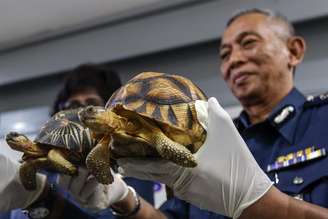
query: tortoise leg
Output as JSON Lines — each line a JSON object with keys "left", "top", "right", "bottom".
{"left": 131, "top": 114, "right": 197, "bottom": 167}
{"left": 152, "top": 131, "right": 197, "bottom": 167}
{"left": 86, "top": 135, "right": 113, "bottom": 184}
{"left": 47, "top": 149, "right": 77, "bottom": 175}
{"left": 19, "top": 157, "right": 49, "bottom": 190}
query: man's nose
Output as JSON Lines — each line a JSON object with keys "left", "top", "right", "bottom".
{"left": 230, "top": 48, "right": 246, "bottom": 64}
{"left": 227, "top": 49, "right": 246, "bottom": 72}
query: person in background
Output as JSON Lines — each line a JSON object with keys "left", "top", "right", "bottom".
{"left": 0, "top": 63, "right": 155, "bottom": 219}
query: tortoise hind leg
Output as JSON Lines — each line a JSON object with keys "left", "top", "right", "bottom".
{"left": 86, "top": 135, "right": 113, "bottom": 184}
{"left": 47, "top": 149, "right": 77, "bottom": 175}
{"left": 152, "top": 131, "right": 197, "bottom": 167}
{"left": 19, "top": 158, "right": 49, "bottom": 190}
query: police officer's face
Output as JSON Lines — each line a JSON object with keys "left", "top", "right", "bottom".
{"left": 220, "top": 13, "right": 293, "bottom": 104}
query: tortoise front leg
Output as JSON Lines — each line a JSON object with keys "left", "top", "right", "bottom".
{"left": 86, "top": 135, "right": 113, "bottom": 184}
{"left": 152, "top": 131, "right": 197, "bottom": 167}
{"left": 19, "top": 157, "right": 49, "bottom": 190}
{"left": 134, "top": 114, "right": 197, "bottom": 167}
{"left": 47, "top": 149, "right": 77, "bottom": 175}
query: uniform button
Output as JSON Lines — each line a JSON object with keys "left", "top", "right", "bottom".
{"left": 293, "top": 176, "right": 304, "bottom": 185}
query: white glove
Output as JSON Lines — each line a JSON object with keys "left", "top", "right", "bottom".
{"left": 58, "top": 167, "right": 129, "bottom": 212}
{"left": 118, "top": 97, "right": 273, "bottom": 218}
{"left": 0, "top": 154, "right": 47, "bottom": 211}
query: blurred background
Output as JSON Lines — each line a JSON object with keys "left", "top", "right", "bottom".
{"left": 0, "top": 0, "right": 328, "bottom": 206}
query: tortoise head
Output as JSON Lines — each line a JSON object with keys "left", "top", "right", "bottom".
{"left": 79, "top": 106, "right": 110, "bottom": 134}
{"left": 6, "top": 132, "right": 34, "bottom": 152}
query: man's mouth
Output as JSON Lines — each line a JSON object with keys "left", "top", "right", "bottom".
{"left": 232, "top": 71, "right": 252, "bottom": 86}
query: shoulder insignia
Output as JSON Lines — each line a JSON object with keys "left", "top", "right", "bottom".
{"left": 304, "top": 92, "right": 328, "bottom": 108}
{"left": 266, "top": 146, "right": 326, "bottom": 172}
{"left": 272, "top": 105, "right": 295, "bottom": 126}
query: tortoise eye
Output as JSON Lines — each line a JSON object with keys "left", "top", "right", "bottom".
{"left": 58, "top": 113, "right": 65, "bottom": 118}
{"left": 86, "top": 106, "right": 95, "bottom": 113}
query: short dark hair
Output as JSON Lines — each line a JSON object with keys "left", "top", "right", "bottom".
{"left": 226, "top": 8, "right": 295, "bottom": 40}
{"left": 52, "top": 63, "right": 121, "bottom": 115}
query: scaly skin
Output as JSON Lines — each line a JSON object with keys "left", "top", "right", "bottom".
{"left": 47, "top": 149, "right": 77, "bottom": 175}
{"left": 6, "top": 132, "right": 47, "bottom": 158}
{"left": 86, "top": 135, "right": 113, "bottom": 184}
{"left": 133, "top": 114, "right": 197, "bottom": 167}
{"left": 20, "top": 157, "right": 49, "bottom": 190}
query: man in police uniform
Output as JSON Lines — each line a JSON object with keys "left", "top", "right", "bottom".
{"left": 108, "top": 9, "right": 328, "bottom": 218}
{"left": 220, "top": 8, "right": 327, "bottom": 207}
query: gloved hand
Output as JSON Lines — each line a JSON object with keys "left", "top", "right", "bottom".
{"left": 0, "top": 154, "right": 47, "bottom": 211}
{"left": 58, "top": 167, "right": 129, "bottom": 212}
{"left": 118, "top": 97, "right": 273, "bottom": 218}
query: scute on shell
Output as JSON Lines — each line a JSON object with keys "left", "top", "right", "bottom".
{"left": 35, "top": 108, "right": 95, "bottom": 153}
{"left": 106, "top": 72, "right": 208, "bottom": 157}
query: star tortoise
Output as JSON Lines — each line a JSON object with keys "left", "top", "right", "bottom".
{"left": 79, "top": 72, "right": 208, "bottom": 184}
{"left": 5, "top": 108, "right": 97, "bottom": 190}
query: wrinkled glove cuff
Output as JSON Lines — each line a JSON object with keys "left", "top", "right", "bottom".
{"left": 111, "top": 186, "right": 141, "bottom": 217}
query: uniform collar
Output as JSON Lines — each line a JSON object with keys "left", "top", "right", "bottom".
{"left": 236, "top": 88, "right": 306, "bottom": 144}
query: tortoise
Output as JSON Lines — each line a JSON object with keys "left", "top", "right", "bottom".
{"left": 5, "top": 108, "right": 99, "bottom": 190}
{"left": 79, "top": 71, "right": 208, "bottom": 183}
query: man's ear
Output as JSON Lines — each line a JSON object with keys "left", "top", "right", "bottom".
{"left": 287, "top": 36, "right": 306, "bottom": 69}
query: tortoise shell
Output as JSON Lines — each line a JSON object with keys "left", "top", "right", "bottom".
{"left": 35, "top": 108, "right": 95, "bottom": 153}
{"left": 106, "top": 72, "right": 208, "bottom": 152}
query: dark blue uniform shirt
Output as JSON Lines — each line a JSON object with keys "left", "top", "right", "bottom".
{"left": 160, "top": 87, "right": 328, "bottom": 218}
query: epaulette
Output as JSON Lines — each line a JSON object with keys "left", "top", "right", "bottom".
{"left": 303, "top": 92, "right": 328, "bottom": 108}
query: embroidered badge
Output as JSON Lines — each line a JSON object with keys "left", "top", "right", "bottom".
{"left": 273, "top": 105, "right": 295, "bottom": 125}
{"left": 267, "top": 146, "right": 326, "bottom": 172}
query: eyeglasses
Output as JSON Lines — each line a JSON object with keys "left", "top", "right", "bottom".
{"left": 59, "top": 98, "right": 104, "bottom": 111}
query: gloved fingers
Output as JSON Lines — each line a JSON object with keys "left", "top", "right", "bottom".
{"left": 118, "top": 158, "right": 175, "bottom": 175}
{"left": 117, "top": 159, "right": 155, "bottom": 180}
{"left": 196, "top": 97, "right": 235, "bottom": 133}
{"left": 207, "top": 97, "right": 233, "bottom": 123}
{"left": 111, "top": 176, "right": 130, "bottom": 202}
{"left": 0, "top": 154, "right": 19, "bottom": 191}
{"left": 57, "top": 174, "right": 71, "bottom": 190}
{"left": 68, "top": 167, "right": 90, "bottom": 196}
{"left": 117, "top": 158, "right": 180, "bottom": 186}
{"left": 195, "top": 100, "right": 208, "bottom": 130}
{"left": 85, "top": 184, "right": 112, "bottom": 212}
{"left": 78, "top": 177, "right": 99, "bottom": 201}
